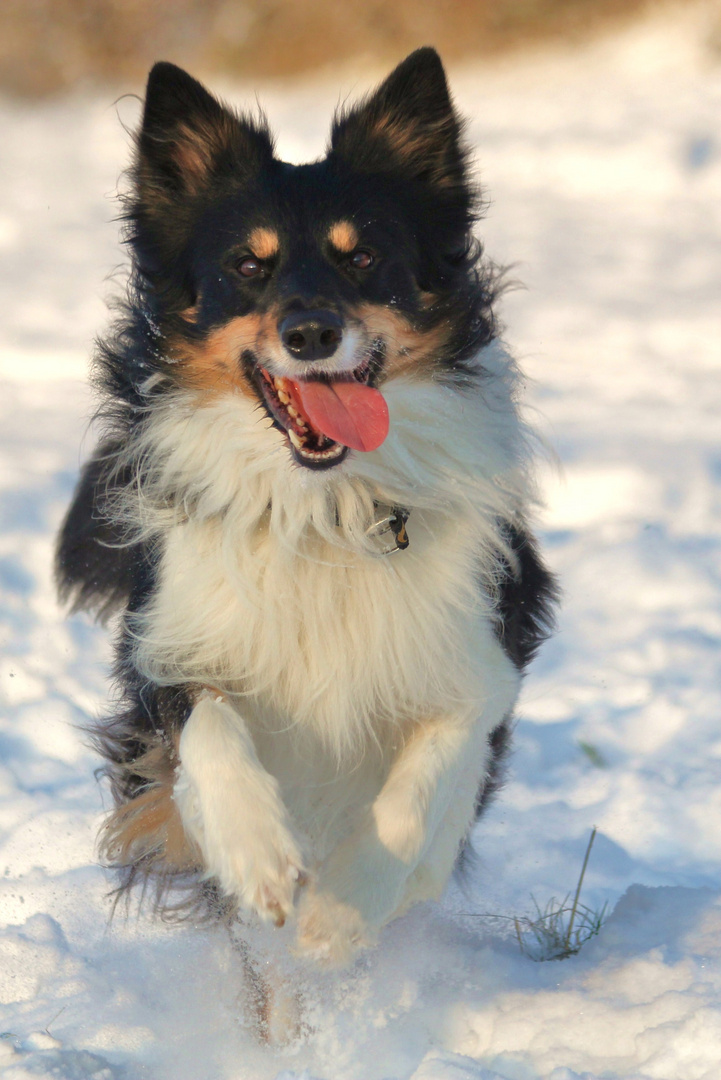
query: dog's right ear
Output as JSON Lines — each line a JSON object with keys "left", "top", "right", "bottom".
{"left": 136, "top": 62, "right": 273, "bottom": 201}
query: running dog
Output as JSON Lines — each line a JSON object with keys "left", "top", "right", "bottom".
{"left": 56, "top": 48, "right": 557, "bottom": 967}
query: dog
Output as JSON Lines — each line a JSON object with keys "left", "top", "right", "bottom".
{"left": 56, "top": 48, "right": 557, "bottom": 970}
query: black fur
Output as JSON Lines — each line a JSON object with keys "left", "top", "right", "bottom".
{"left": 56, "top": 439, "right": 145, "bottom": 621}
{"left": 495, "top": 523, "right": 559, "bottom": 672}
{"left": 469, "top": 526, "right": 559, "bottom": 826}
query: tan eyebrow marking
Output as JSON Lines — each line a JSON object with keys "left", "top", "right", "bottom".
{"left": 247, "top": 226, "right": 280, "bottom": 259}
{"left": 328, "top": 221, "right": 360, "bottom": 253}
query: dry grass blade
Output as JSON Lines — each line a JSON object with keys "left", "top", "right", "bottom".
{"left": 514, "top": 827, "right": 607, "bottom": 961}
{"left": 459, "top": 827, "right": 608, "bottom": 961}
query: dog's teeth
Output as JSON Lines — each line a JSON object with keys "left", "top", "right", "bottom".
{"left": 278, "top": 390, "right": 290, "bottom": 405}
{"left": 287, "top": 404, "right": 298, "bottom": 418}
{"left": 295, "top": 442, "right": 345, "bottom": 461}
{"left": 288, "top": 429, "right": 305, "bottom": 450}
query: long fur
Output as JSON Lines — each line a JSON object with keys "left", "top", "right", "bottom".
{"left": 56, "top": 49, "right": 558, "bottom": 961}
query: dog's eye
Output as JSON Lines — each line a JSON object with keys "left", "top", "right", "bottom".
{"left": 236, "top": 257, "right": 262, "bottom": 278}
{"left": 350, "top": 249, "right": 374, "bottom": 270}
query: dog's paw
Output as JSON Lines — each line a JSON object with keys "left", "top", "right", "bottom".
{"left": 215, "top": 824, "right": 308, "bottom": 927}
{"left": 295, "top": 887, "right": 373, "bottom": 966}
{"left": 174, "top": 766, "right": 307, "bottom": 926}
{"left": 252, "top": 851, "right": 308, "bottom": 928}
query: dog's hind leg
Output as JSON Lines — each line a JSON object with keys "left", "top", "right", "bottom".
{"left": 174, "top": 690, "right": 307, "bottom": 926}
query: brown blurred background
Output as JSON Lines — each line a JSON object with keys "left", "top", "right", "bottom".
{"left": 0, "top": 0, "right": 708, "bottom": 98}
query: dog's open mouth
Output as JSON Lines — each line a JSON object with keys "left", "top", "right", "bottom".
{"left": 255, "top": 358, "right": 389, "bottom": 470}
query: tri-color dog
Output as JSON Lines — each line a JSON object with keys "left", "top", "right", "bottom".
{"left": 57, "top": 48, "right": 557, "bottom": 968}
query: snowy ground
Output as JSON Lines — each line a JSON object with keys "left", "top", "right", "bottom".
{"left": 1, "top": 5, "right": 720, "bottom": 1078}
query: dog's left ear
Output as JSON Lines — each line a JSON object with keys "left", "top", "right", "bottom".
{"left": 330, "top": 48, "right": 468, "bottom": 193}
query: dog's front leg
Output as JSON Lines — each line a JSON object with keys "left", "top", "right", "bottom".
{"left": 296, "top": 707, "right": 501, "bottom": 965}
{"left": 174, "top": 690, "right": 305, "bottom": 925}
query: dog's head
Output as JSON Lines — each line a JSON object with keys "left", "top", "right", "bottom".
{"left": 125, "top": 49, "right": 496, "bottom": 477}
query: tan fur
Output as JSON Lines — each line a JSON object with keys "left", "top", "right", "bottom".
{"left": 248, "top": 226, "right": 280, "bottom": 259}
{"left": 170, "top": 314, "right": 278, "bottom": 395}
{"left": 328, "top": 220, "right": 359, "bottom": 253}
{"left": 352, "top": 304, "right": 452, "bottom": 377}
{"left": 174, "top": 122, "right": 218, "bottom": 194}
{"left": 100, "top": 745, "right": 199, "bottom": 872}
{"left": 173, "top": 301, "right": 447, "bottom": 393}
{"left": 171, "top": 117, "right": 241, "bottom": 195}
{"left": 371, "top": 114, "right": 457, "bottom": 188}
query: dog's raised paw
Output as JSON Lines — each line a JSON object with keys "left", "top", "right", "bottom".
{"left": 178, "top": 786, "right": 308, "bottom": 925}
{"left": 255, "top": 860, "right": 308, "bottom": 927}
{"left": 224, "top": 832, "right": 308, "bottom": 926}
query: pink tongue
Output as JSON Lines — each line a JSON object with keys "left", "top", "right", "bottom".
{"left": 288, "top": 379, "right": 389, "bottom": 453}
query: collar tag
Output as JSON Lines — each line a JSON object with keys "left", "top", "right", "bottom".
{"left": 366, "top": 505, "right": 410, "bottom": 555}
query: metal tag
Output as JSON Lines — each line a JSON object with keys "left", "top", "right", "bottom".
{"left": 365, "top": 505, "right": 410, "bottom": 555}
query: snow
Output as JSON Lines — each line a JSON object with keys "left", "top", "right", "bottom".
{"left": 1, "top": 5, "right": 720, "bottom": 1077}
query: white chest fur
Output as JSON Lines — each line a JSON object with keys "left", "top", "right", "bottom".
{"left": 133, "top": 503, "right": 510, "bottom": 753}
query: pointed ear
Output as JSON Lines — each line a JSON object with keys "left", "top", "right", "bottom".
{"left": 136, "top": 62, "right": 273, "bottom": 200}
{"left": 330, "top": 48, "right": 468, "bottom": 192}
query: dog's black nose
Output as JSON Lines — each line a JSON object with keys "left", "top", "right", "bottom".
{"left": 279, "top": 310, "right": 343, "bottom": 361}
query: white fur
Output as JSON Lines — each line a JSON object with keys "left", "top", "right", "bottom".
{"left": 119, "top": 340, "right": 534, "bottom": 960}
{"left": 174, "top": 692, "right": 305, "bottom": 925}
